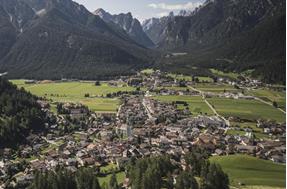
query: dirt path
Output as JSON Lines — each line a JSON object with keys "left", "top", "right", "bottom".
{"left": 254, "top": 97, "right": 286, "bottom": 114}
{"left": 188, "top": 85, "right": 230, "bottom": 126}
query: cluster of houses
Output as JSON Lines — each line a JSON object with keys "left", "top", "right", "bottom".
{"left": 0, "top": 71, "right": 285, "bottom": 189}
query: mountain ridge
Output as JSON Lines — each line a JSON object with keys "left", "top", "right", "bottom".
{"left": 144, "top": 0, "right": 285, "bottom": 83}
{"left": 0, "top": 0, "right": 154, "bottom": 80}
{"left": 94, "top": 8, "right": 155, "bottom": 48}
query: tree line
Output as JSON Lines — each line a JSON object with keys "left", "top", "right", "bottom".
{"left": 25, "top": 147, "right": 228, "bottom": 189}
{"left": 28, "top": 167, "right": 119, "bottom": 189}
{"left": 127, "top": 147, "right": 229, "bottom": 189}
{"left": 0, "top": 78, "right": 47, "bottom": 147}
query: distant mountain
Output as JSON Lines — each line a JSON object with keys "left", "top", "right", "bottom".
{"left": 146, "top": 0, "right": 286, "bottom": 83}
{"left": 94, "top": 8, "right": 154, "bottom": 48}
{"left": 142, "top": 12, "right": 175, "bottom": 46}
{"left": 0, "top": 0, "right": 154, "bottom": 80}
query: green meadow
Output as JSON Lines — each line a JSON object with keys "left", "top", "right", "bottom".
{"left": 98, "top": 171, "right": 125, "bottom": 186}
{"left": 167, "top": 73, "right": 214, "bottom": 83}
{"left": 210, "top": 68, "right": 240, "bottom": 80}
{"left": 141, "top": 68, "right": 155, "bottom": 74}
{"left": 167, "top": 73, "right": 193, "bottom": 81}
{"left": 152, "top": 95, "right": 214, "bottom": 116}
{"left": 207, "top": 97, "right": 285, "bottom": 122}
{"left": 11, "top": 80, "right": 135, "bottom": 112}
{"left": 247, "top": 88, "right": 286, "bottom": 110}
{"left": 197, "top": 76, "right": 214, "bottom": 83}
{"left": 97, "top": 163, "right": 125, "bottom": 186}
{"left": 157, "top": 86, "right": 189, "bottom": 91}
{"left": 194, "top": 83, "right": 240, "bottom": 93}
{"left": 210, "top": 155, "right": 286, "bottom": 188}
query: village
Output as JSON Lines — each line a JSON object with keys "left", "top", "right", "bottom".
{"left": 0, "top": 70, "right": 286, "bottom": 189}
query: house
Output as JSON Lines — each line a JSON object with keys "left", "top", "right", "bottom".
{"left": 193, "top": 134, "right": 218, "bottom": 151}
{"left": 30, "top": 159, "right": 46, "bottom": 171}
{"left": 214, "top": 149, "right": 224, "bottom": 156}
{"left": 80, "top": 157, "right": 95, "bottom": 166}
{"left": 235, "top": 145, "right": 256, "bottom": 154}
{"left": 270, "top": 155, "right": 286, "bottom": 163}
{"left": 117, "top": 124, "right": 132, "bottom": 137}
{"left": 66, "top": 158, "right": 77, "bottom": 166}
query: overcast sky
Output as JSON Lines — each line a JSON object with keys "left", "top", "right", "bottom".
{"left": 74, "top": 0, "right": 204, "bottom": 22}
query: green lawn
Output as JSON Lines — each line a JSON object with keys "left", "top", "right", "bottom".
{"left": 226, "top": 129, "right": 246, "bottom": 136}
{"left": 210, "top": 68, "right": 240, "bottom": 80}
{"left": 152, "top": 95, "right": 214, "bottom": 116}
{"left": 157, "top": 86, "right": 189, "bottom": 91}
{"left": 141, "top": 69, "right": 154, "bottom": 74}
{"left": 100, "top": 163, "right": 118, "bottom": 172}
{"left": 247, "top": 88, "right": 286, "bottom": 110}
{"left": 210, "top": 155, "right": 286, "bottom": 188}
{"left": 11, "top": 80, "right": 135, "bottom": 112}
{"left": 197, "top": 76, "right": 213, "bottom": 83}
{"left": 194, "top": 83, "right": 239, "bottom": 93}
{"left": 98, "top": 171, "right": 125, "bottom": 186}
{"left": 167, "top": 74, "right": 213, "bottom": 83}
{"left": 167, "top": 73, "right": 193, "bottom": 81}
{"left": 207, "top": 97, "right": 285, "bottom": 122}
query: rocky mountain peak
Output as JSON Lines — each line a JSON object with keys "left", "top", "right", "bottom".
{"left": 94, "top": 9, "right": 154, "bottom": 48}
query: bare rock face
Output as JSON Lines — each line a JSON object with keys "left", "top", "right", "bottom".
{"left": 94, "top": 8, "right": 155, "bottom": 48}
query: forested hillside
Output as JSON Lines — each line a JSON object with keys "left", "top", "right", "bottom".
{"left": 0, "top": 78, "right": 46, "bottom": 147}
{"left": 146, "top": 0, "right": 286, "bottom": 84}
{"left": 0, "top": 0, "right": 154, "bottom": 80}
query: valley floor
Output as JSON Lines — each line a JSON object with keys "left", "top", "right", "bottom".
{"left": 5, "top": 69, "right": 286, "bottom": 189}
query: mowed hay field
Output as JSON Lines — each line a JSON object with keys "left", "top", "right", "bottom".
{"left": 207, "top": 97, "right": 285, "bottom": 122}
{"left": 153, "top": 95, "right": 214, "bottom": 116}
{"left": 210, "top": 68, "right": 240, "bottom": 80}
{"left": 210, "top": 155, "right": 286, "bottom": 188}
{"left": 194, "top": 83, "right": 240, "bottom": 93}
{"left": 247, "top": 88, "right": 286, "bottom": 110}
{"left": 11, "top": 80, "right": 135, "bottom": 112}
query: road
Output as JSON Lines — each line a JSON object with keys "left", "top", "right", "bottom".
{"left": 142, "top": 97, "right": 154, "bottom": 120}
{"left": 116, "top": 104, "right": 123, "bottom": 118}
{"left": 188, "top": 85, "right": 230, "bottom": 126}
{"left": 254, "top": 97, "right": 286, "bottom": 114}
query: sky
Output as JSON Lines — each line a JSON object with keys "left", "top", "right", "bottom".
{"left": 74, "top": 0, "right": 204, "bottom": 22}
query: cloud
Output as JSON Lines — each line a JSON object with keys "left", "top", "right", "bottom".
{"left": 148, "top": 1, "right": 202, "bottom": 11}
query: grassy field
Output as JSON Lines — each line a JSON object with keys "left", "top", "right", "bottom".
{"left": 100, "top": 163, "right": 118, "bottom": 172}
{"left": 11, "top": 80, "right": 135, "bottom": 112}
{"left": 141, "top": 69, "right": 154, "bottom": 74}
{"left": 194, "top": 83, "right": 240, "bottom": 93}
{"left": 167, "top": 73, "right": 193, "bottom": 81}
{"left": 157, "top": 86, "right": 189, "bottom": 91}
{"left": 210, "top": 155, "right": 286, "bottom": 188}
{"left": 98, "top": 171, "right": 125, "bottom": 186}
{"left": 247, "top": 88, "right": 286, "bottom": 110}
{"left": 153, "top": 95, "right": 214, "bottom": 116}
{"left": 167, "top": 74, "right": 214, "bottom": 83}
{"left": 207, "top": 97, "right": 285, "bottom": 122}
{"left": 226, "top": 129, "right": 247, "bottom": 137}
{"left": 197, "top": 76, "right": 214, "bottom": 83}
{"left": 210, "top": 68, "right": 240, "bottom": 80}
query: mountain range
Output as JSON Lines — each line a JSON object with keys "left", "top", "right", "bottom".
{"left": 143, "top": 0, "right": 285, "bottom": 83}
{"left": 94, "top": 8, "right": 154, "bottom": 48}
{"left": 0, "top": 0, "right": 154, "bottom": 80}
{"left": 0, "top": 0, "right": 285, "bottom": 83}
